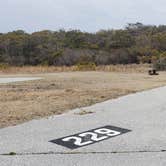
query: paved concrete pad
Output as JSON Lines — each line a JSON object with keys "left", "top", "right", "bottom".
{"left": 0, "top": 77, "right": 42, "bottom": 84}
{"left": 1, "top": 152, "right": 166, "bottom": 166}
{"left": 0, "top": 86, "right": 166, "bottom": 165}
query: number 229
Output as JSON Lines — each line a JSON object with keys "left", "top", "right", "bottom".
{"left": 62, "top": 128, "right": 121, "bottom": 146}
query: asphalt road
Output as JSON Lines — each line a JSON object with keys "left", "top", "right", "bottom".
{"left": 0, "top": 77, "right": 42, "bottom": 84}
{"left": 1, "top": 86, "right": 166, "bottom": 165}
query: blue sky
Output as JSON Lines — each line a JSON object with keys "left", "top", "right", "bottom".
{"left": 1, "top": 0, "right": 166, "bottom": 33}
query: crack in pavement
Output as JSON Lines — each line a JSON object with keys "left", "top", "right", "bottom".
{"left": 1, "top": 150, "right": 166, "bottom": 156}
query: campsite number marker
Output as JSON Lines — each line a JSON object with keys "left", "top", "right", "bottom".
{"left": 50, "top": 125, "right": 131, "bottom": 149}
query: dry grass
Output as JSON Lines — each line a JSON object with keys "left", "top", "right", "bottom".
{"left": 74, "top": 109, "right": 94, "bottom": 115}
{"left": 0, "top": 64, "right": 150, "bottom": 74}
{"left": 0, "top": 67, "right": 166, "bottom": 128}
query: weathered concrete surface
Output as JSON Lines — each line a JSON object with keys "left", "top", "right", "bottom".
{"left": 0, "top": 77, "right": 42, "bottom": 84}
{"left": 0, "top": 86, "right": 166, "bottom": 165}
{"left": 1, "top": 152, "right": 166, "bottom": 166}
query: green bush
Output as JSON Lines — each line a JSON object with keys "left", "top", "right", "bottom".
{"left": 0, "top": 63, "right": 9, "bottom": 69}
{"left": 153, "top": 57, "right": 166, "bottom": 71}
{"left": 76, "top": 62, "right": 96, "bottom": 71}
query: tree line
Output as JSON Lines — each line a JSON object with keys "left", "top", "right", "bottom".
{"left": 1, "top": 22, "right": 166, "bottom": 66}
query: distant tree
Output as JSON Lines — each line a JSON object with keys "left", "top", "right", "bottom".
{"left": 0, "top": 23, "right": 166, "bottom": 66}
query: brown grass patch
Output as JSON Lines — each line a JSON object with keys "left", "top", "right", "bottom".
{"left": 0, "top": 68, "right": 166, "bottom": 128}
{"left": 0, "top": 64, "right": 150, "bottom": 74}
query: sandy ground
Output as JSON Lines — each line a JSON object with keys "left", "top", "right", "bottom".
{"left": 0, "top": 71, "right": 166, "bottom": 128}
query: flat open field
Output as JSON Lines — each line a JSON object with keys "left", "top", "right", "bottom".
{"left": 0, "top": 66, "right": 166, "bottom": 128}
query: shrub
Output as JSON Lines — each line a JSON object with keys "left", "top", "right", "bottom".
{"left": 0, "top": 63, "right": 9, "bottom": 70}
{"left": 153, "top": 57, "right": 166, "bottom": 71}
{"left": 76, "top": 62, "right": 96, "bottom": 71}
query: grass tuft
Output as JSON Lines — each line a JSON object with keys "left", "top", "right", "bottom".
{"left": 9, "top": 152, "right": 16, "bottom": 155}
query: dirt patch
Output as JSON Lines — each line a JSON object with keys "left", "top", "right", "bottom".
{"left": 0, "top": 71, "right": 166, "bottom": 128}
